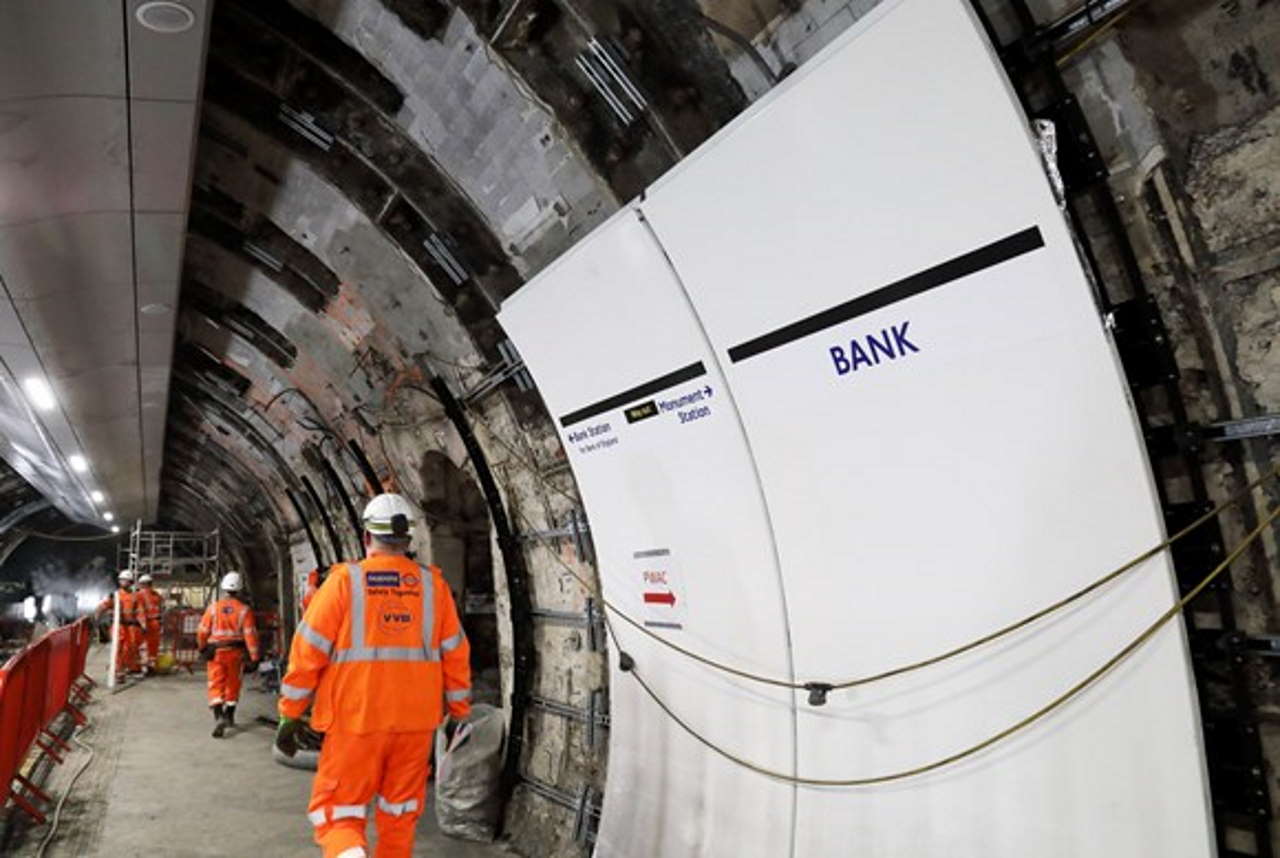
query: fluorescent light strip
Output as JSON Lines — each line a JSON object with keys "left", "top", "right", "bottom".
{"left": 22, "top": 377, "right": 56, "bottom": 411}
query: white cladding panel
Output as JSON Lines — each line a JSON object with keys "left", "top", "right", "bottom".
{"left": 502, "top": 0, "right": 1214, "bottom": 854}
{"left": 641, "top": 0, "right": 1213, "bottom": 856}
{"left": 499, "top": 212, "right": 797, "bottom": 857}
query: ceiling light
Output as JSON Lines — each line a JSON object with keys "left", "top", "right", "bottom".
{"left": 140, "top": 302, "right": 171, "bottom": 315}
{"left": 68, "top": 454, "right": 88, "bottom": 473}
{"left": 136, "top": 2, "right": 196, "bottom": 33}
{"left": 90, "top": 490, "right": 105, "bottom": 503}
{"left": 22, "top": 377, "right": 56, "bottom": 411}
{"left": 103, "top": 512, "right": 114, "bottom": 522}
{"left": 111, "top": 525, "right": 120, "bottom": 534}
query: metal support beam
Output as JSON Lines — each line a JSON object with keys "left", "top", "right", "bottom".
{"left": 518, "top": 777, "right": 601, "bottom": 846}
{"left": 1203, "top": 414, "right": 1280, "bottom": 444}
{"left": 529, "top": 689, "right": 610, "bottom": 749}
{"left": 529, "top": 597, "right": 605, "bottom": 651}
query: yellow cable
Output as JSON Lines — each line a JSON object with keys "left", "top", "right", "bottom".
{"left": 623, "top": 501, "right": 1280, "bottom": 785}
{"left": 599, "top": 468, "right": 1278, "bottom": 690}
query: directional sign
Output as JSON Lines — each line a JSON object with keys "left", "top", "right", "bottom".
{"left": 636, "top": 548, "right": 685, "bottom": 630}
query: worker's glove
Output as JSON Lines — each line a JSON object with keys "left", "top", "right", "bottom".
{"left": 275, "top": 717, "right": 302, "bottom": 758}
{"left": 246, "top": 659, "right": 260, "bottom": 673}
{"left": 200, "top": 645, "right": 215, "bottom": 661}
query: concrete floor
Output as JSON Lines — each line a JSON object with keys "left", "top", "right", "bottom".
{"left": 14, "top": 647, "right": 514, "bottom": 858}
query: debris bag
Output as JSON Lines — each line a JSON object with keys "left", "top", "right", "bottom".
{"left": 435, "top": 704, "right": 504, "bottom": 841}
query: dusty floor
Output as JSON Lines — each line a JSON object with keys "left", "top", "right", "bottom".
{"left": 10, "top": 647, "right": 515, "bottom": 858}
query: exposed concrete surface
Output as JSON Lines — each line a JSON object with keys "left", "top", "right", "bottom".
{"left": 13, "top": 648, "right": 513, "bottom": 858}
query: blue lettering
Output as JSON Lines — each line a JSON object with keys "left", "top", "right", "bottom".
{"left": 828, "top": 320, "right": 921, "bottom": 380}
{"left": 849, "top": 340, "right": 874, "bottom": 371}
{"left": 891, "top": 321, "right": 920, "bottom": 354}
{"left": 830, "top": 346, "right": 850, "bottom": 375}
{"left": 866, "top": 329, "right": 896, "bottom": 364}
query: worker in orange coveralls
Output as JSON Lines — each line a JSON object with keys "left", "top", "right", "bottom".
{"left": 136, "top": 573, "right": 164, "bottom": 674}
{"left": 97, "top": 569, "right": 144, "bottom": 679}
{"left": 276, "top": 493, "right": 473, "bottom": 858}
{"left": 198, "top": 571, "right": 260, "bottom": 738}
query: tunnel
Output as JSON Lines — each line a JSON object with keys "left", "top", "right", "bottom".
{"left": 0, "top": 0, "right": 1279, "bottom": 856}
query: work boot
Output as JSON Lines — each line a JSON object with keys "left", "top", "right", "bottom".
{"left": 211, "top": 704, "right": 226, "bottom": 738}
{"left": 224, "top": 705, "right": 236, "bottom": 728}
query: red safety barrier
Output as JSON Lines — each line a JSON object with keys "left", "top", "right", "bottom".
{"left": 0, "top": 618, "right": 95, "bottom": 823}
{"left": 163, "top": 608, "right": 205, "bottom": 672}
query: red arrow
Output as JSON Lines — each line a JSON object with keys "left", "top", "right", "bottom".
{"left": 644, "top": 591, "right": 676, "bottom": 607}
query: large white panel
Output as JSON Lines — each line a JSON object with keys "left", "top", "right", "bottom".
{"left": 640, "top": 1, "right": 1213, "bottom": 856}
{"left": 500, "top": 211, "right": 796, "bottom": 858}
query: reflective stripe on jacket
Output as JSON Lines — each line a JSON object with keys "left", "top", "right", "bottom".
{"left": 137, "top": 588, "right": 163, "bottom": 625}
{"left": 98, "top": 588, "right": 145, "bottom": 625}
{"left": 279, "top": 555, "right": 472, "bottom": 733}
{"left": 197, "top": 597, "right": 260, "bottom": 659}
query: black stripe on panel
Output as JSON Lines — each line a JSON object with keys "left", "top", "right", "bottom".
{"left": 559, "top": 362, "right": 707, "bottom": 428}
{"left": 727, "top": 226, "right": 1046, "bottom": 363}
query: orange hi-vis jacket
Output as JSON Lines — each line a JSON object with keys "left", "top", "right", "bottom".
{"left": 197, "top": 597, "right": 260, "bottom": 660}
{"left": 280, "top": 556, "right": 472, "bottom": 734}
{"left": 98, "top": 588, "right": 144, "bottom": 626}
{"left": 137, "top": 587, "right": 163, "bottom": 627}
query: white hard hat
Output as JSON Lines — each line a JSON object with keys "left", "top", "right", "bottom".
{"left": 362, "top": 493, "right": 416, "bottom": 540}
{"left": 220, "top": 571, "right": 243, "bottom": 592}
{"left": 138, "top": 573, "right": 153, "bottom": 584}
{"left": 118, "top": 569, "right": 135, "bottom": 582}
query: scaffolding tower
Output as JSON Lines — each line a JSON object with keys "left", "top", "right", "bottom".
{"left": 119, "top": 521, "right": 221, "bottom": 586}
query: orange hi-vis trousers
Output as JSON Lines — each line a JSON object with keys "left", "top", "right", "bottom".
{"left": 206, "top": 647, "right": 246, "bottom": 706}
{"left": 307, "top": 730, "right": 433, "bottom": 858}
{"left": 118, "top": 624, "right": 142, "bottom": 673}
{"left": 143, "top": 623, "right": 161, "bottom": 668}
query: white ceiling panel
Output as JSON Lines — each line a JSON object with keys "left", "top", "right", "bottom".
{"left": 131, "top": 100, "right": 200, "bottom": 211}
{"left": 0, "top": 98, "right": 130, "bottom": 225}
{"left": 0, "top": 1, "right": 125, "bottom": 100}
{"left": 0, "top": 213, "right": 133, "bottom": 297}
{"left": 59, "top": 367, "right": 140, "bottom": 422}
{"left": 127, "top": 0, "right": 212, "bottom": 102}
{"left": 139, "top": 326, "right": 176, "bottom": 369}
{"left": 0, "top": 1, "right": 207, "bottom": 524}
{"left": 135, "top": 212, "right": 187, "bottom": 283}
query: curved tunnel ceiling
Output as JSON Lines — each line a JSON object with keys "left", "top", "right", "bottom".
{"left": 157, "top": 0, "right": 754, "bottom": 578}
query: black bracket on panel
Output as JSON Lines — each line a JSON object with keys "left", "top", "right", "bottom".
{"left": 1106, "top": 297, "right": 1180, "bottom": 389}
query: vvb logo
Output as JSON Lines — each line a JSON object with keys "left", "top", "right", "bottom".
{"left": 377, "top": 600, "right": 415, "bottom": 634}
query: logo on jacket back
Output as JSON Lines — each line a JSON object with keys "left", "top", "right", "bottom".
{"left": 377, "top": 600, "right": 415, "bottom": 634}
{"left": 366, "top": 572, "right": 401, "bottom": 588}
{"left": 403, "top": 573, "right": 420, "bottom": 587}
